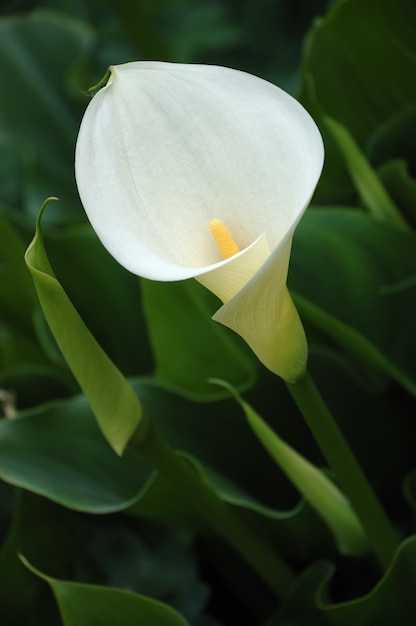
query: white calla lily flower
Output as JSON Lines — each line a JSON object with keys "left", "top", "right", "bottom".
{"left": 75, "top": 62, "right": 324, "bottom": 382}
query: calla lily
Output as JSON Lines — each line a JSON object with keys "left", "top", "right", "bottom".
{"left": 75, "top": 62, "right": 324, "bottom": 382}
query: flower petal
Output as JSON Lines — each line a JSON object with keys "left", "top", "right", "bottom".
{"left": 212, "top": 233, "right": 308, "bottom": 382}
{"left": 196, "top": 233, "right": 270, "bottom": 302}
{"left": 75, "top": 61, "right": 324, "bottom": 281}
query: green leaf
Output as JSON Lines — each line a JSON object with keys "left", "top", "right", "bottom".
{"left": 269, "top": 560, "right": 334, "bottom": 626}
{"left": 0, "top": 396, "right": 150, "bottom": 512}
{"left": 378, "top": 160, "right": 416, "bottom": 228}
{"left": 300, "top": 0, "right": 416, "bottom": 146}
{"left": 324, "top": 116, "right": 409, "bottom": 229}
{"left": 270, "top": 536, "right": 416, "bottom": 624}
{"left": 0, "top": 212, "right": 37, "bottom": 333}
{"left": 0, "top": 10, "right": 94, "bottom": 221}
{"left": 0, "top": 379, "right": 330, "bottom": 559}
{"left": 24, "top": 199, "right": 143, "bottom": 454}
{"left": 210, "top": 379, "right": 367, "bottom": 557}
{"left": 0, "top": 365, "right": 74, "bottom": 411}
{"left": 0, "top": 492, "right": 68, "bottom": 626}
{"left": 321, "top": 536, "right": 416, "bottom": 625}
{"left": 368, "top": 106, "right": 416, "bottom": 171}
{"left": 0, "top": 210, "right": 51, "bottom": 380}
{"left": 21, "top": 557, "right": 190, "bottom": 626}
{"left": 141, "top": 278, "right": 256, "bottom": 399}
{"left": 291, "top": 208, "right": 416, "bottom": 393}
{"left": 43, "top": 223, "right": 153, "bottom": 376}
{"left": 299, "top": 0, "right": 416, "bottom": 202}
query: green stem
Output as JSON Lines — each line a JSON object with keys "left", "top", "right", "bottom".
{"left": 286, "top": 371, "right": 399, "bottom": 570}
{"left": 131, "top": 423, "right": 295, "bottom": 600}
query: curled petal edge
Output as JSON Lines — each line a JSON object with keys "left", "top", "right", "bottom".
{"left": 199, "top": 233, "right": 307, "bottom": 382}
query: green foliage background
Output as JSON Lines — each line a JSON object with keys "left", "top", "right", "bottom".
{"left": 1, "top": 0, "right": 416, "bottom": 624}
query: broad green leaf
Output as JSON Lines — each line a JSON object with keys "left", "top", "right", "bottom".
{"left": 0, "top": 355, "right": 407, "bottom": 566}
{"left": 300, "top": 0, "right": 416, "bottom": 145}
{"left": 0, "top": 396, "right": 150, "bottom": 512}
{"left": 0, "top": 381, "right": 292, "bottom": 518}
{"left": 291, "top": 209, "right": 416, "bottom": 393}
{"left": 25, "top": 200, "right": 143, "bottom": 454}
{"left": 0, "top": 10, "right": 93, "bottom": 220}
{"left": 22, "top": 557, "right": 190, "bottom": 626}
{"left": 299, "top": 0, "right": 416, "bottom": 202}
{"left": 141, "top": 278, "right": 256, "bottom": 398}
{"left": 0, "top": 380, "right": 330, "bottom": 559}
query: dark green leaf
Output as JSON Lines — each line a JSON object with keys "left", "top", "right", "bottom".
{"left": 0, "top": 213, "right": 37, "bottom": 333}
{"left": 0, "top": 396, "right": 151, "bottom": 512}
{"left": 378, "top": 160, "right": 416, "bottom": 228}
{"left": 270, "top": 537, "right": 416, "bottom": 625}
{"left": 291, "top": 209, "right": 416, "bottom": 393}
{"left": 22, "top": 557, "right": 191, "bottom": 626}
{"left": 0, "top": 10, "right": 93, "bottom": 221}
{"left": 141, "top": 278, "right": 256, "bottom": 399}
{"left": 322, "top": 536, "right": 416, "bottom": 625}
{"left": 323, "top": 117, "right": 408, "bottom": 229}
{"left": 300, "top": 0, "right": 416, "bottom": 146}
{"left": 44, "top": 223, "right": 153, "bottom": 376}
{"left": 0, "top": 492, "right": 67, "bottom": 626}
{"left": 299, "top": 0, "right": 416, "bottom": 202}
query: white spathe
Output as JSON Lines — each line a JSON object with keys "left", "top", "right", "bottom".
{"left": 75, "top": 61, "right": 324, "bottom": 382}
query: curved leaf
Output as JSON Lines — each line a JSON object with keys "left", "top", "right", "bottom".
{"left": 274, "top": 537, "right": 416, "bottom": 625}
{"left": 210, "top": 379, "right": 367, "bottom": 557}
{"left": 0, "top": 397, "right": 150, "bottom": 513}
{"left": 0, "top": 383, "right": 330, "bottom": 559}
{"left": 44, "top": 223, "right": 153, "bottom": 376}
{"left": 22, "top": 557, "right": 190, "bottom": 626}
{"left": 25, "top": 200, "right": 143, "bottom": 454}
{"left": 323, "top": 116, "right": 408, "bottom": 229}
{"left": 322, "top": 536, "right": 416, "bottom": 625}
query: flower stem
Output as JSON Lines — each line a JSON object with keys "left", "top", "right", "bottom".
{"left": 286, "top": 371, "right": 399, "bottom": 570}
{"left": 131, "top": 423, "right": 296, "bottom": 600}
